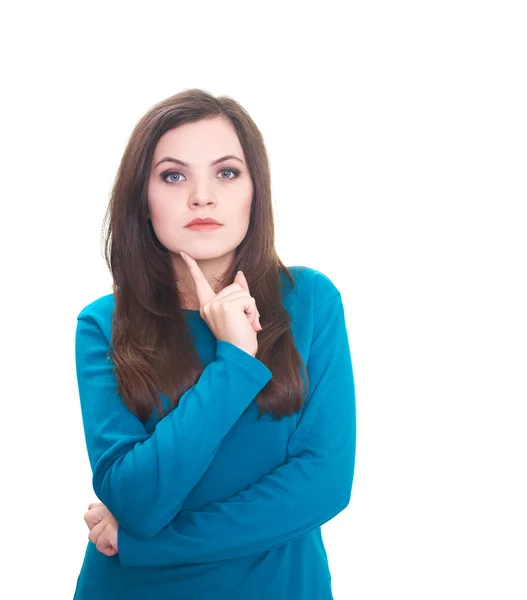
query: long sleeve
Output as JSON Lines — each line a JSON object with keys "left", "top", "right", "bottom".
{"left": 117, "top": 292, "right": 356, "bottom": 568}
{"left": 75, "top": 315, "right": 273, "bottom": 540}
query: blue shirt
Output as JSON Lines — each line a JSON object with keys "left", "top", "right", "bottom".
{"left": 73, "top": 266, "right": 356, "bottom": 600}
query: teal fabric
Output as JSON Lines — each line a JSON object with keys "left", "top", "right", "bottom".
{"left": 73, "top": 266, "right": 356, "bottom": 600}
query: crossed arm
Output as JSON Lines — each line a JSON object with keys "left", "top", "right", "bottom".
{"left": 81, "top": 293, "right": 356, "bottom": 569}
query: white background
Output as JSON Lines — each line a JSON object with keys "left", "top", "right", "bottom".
{"left": 1, "top": 1, "right": 525, "bottom": 598}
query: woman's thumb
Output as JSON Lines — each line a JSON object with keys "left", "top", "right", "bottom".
{"left": 235, "top": 271, "right": 261, "bottom": 323}
{"left": 235, "top": 270, "right": 248, "bottom": 290}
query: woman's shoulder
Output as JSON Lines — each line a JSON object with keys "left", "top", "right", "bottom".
{"left": 77, "top": 292, "right": 114, "bottom": 320}
{"left": 76, "top": 292, "right": 115, "bottom": 342}
{"left": 285, "top": 265, "right": 342, "bottom": 308}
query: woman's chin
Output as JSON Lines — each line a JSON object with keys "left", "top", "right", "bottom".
{"left": 175, "top": 246, "right": 234, "bottom": 263}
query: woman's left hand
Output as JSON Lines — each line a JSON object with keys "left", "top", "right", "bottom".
{"left": 84, "top": 502, "right": 119, "bottom": 556}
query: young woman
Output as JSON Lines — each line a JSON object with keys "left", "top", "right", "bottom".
{"left": 74, "top": 88, "right": 356, "bottom": 599}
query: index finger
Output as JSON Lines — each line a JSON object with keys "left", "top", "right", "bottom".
{"left": 179, "top": 251, "right": 216, "bottom": 305}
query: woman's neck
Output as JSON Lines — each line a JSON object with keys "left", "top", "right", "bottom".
{"left": 172, "top": 250, "right": 235, "bottom": 309}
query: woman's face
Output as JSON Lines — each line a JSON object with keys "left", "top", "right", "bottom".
{"left": 147, "top": 116, "right": 254, "bottom": 263}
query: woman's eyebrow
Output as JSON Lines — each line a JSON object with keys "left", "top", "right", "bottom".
{"left": 155, "top": 155, "right": 244, "bottom": 168}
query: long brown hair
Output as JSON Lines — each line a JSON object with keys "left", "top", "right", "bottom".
{"left": 101, "top": 88, "right": 308, "bottom": 424}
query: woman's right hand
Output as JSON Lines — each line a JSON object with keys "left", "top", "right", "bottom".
{"left": 180, "top": 251, "right": 262, "bottom": 357}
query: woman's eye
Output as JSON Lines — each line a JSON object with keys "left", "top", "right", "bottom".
{"left": 164, "top": 172, "right": 185, "bottom": 183}
{"left": 219, "top": 168, "right": 239, "bottom": 179}
{"left": 161, "top": 168, "right": 240, "bottom": 184}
